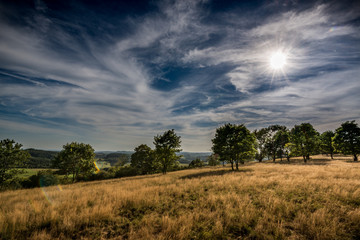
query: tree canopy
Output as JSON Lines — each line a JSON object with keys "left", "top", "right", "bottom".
{"left": 0, "top": 139, "right": 30, "bottom": 185}
{"left": 131, "top": 144, "right": 157, "bottom": 174}
{"left": 264, "top": 125, "right": 288, "bottom": 161}
{"left": 254, "top": 127, "right": 269, "bottom": 162}
{"left": 153, "top": 129, "right": 182, "bottom": 174}
{"left": 290, "top": 123, "right": 319, "bottom": 162}
{"left": 333, "top": 121, "right": 360, "bottom": 161}
{"left": 212, "top": 123, "right": 256, "bottom": 170}
{"left": 53, "top": 142, "right": 96, "bottom": 182}
{"left": 320, "top": 131, "right": 335, "bottom": 159}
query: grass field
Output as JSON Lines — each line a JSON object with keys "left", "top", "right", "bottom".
{"left": 1, "top": 155, "right": 360, "bottom": 239}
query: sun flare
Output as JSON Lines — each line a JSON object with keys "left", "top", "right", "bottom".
{"left": 270, "top": 51, "right": 287, "bottom": 70}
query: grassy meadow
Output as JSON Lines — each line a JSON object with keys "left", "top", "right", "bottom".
{"left": 1, "top": 155, "right": 360, "bottom": 239}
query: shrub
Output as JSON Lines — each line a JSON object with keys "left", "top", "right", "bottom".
{"left": 114, "top": 166, "right": 138, "bottom": 178}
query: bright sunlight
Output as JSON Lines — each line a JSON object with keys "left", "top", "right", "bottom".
{"left": 270, "top": 51, "right": 287, "bottom": 70}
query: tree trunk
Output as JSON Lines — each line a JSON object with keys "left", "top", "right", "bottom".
{"left": 330, "top": 153, "right": 333, "bottom": 159}
{"left": 235, "top": 161, "right": 239, "bottom": 170}
{"left": 162, "top": 163, "right": 167, "bottom": 174}
{"left": 273, "top": 154, "right": 276, "bottom": 162}
{"left": 354, "top": 154, "right": 358, "bottom": 162}
{"left": 287, "top": 156, "right": 290, "bottom": 162}
{"left": 231, "top": 162, "right": 234, "bottom": 171}
{"left": 306, "top": 154, "right": 310, "bottom": 160}
{"left": 303, "top": 155, "right": 306, "bottom": 163}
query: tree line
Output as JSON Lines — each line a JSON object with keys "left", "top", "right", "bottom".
{"left": 212, "top": 120, "right": 360, "bottom": 171}
{"left": 1, "top": 120, "right": 359, "bottom": 188}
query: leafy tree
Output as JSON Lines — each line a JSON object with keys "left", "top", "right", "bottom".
{"left": 212, "top": 124, "right": 235, "bottom": 170}
{"left": 131, "top": 144, "right": 158, "bottom": 174}
{"left": 189, "top": 158, "right": 204, "bottom": 168}
{"left": 284, "top": 143, "right": 293, "bottom": 161}
{"left": 212, "top": 123, "right": 256, "bottom": 170}
{"left": 53, "top": 142, "right": 96, "bottom": 182}
{"left": 264, "top": 125, "right": 287, "bottom": 162}
{"left": 153, "top": 129, "right": 182, "bottom": 174}
{"left": 290, "top": 123, "right": 320, "bottom": 162}
{"left": 333, "top": 121, "right": 360, "bottom": 161}
{"left": 207, "top": 154, "right": 220, "bottom": 166}
{"left": 254, "top": 128, "right": 269, "bottom": 162}
{"left": 0, "top": 139, "right": 30, "bottom": 186}
{"left": 274, "top": 128, "right": 290, "bottom": 161}
{"left": 320, "top": 131, "right": 335, "bottom": 159}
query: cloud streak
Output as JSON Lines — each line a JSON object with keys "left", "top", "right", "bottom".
{"left": 0, "top": 0, "right": 359, "bottom": 151}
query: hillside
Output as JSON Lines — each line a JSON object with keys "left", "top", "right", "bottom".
{"left": 1, "top": 156, "right": 360, "bottom": 239}
{"left": 25, "top": 149, "right": 58, "bottom": 168}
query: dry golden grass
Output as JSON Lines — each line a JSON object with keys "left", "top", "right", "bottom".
{"left": 1, "top": 155, "right": 360, "bottom": 239}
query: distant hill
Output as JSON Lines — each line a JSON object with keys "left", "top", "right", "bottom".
{"left": 178, "top": 152, "right": 212, "bottom": 163}
{"left": 25, "top": 149, "right": 212, "bottom": 168}
{"left": 25, "top": 149, "right": 58, "bottom": 168}
{"left": 96, "top": 151, "right": 212, "bottom": 165}
{"left": 96, "top": 152, "right": 132, "bottom": 166}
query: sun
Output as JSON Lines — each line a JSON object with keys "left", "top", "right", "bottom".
{"left": 270, "top": 51, "right": 287, "bottom": 70}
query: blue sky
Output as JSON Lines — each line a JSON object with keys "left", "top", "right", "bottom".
{"left": 0, "top": 0, "right": 359, "bottom": 151}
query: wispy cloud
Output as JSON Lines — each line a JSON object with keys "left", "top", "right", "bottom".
{"left": 0, "top": 0, "right": 359, "bottom": 151}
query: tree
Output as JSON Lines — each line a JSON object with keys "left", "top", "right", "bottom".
{"left": 333, "top": 121, "right": 360, "bottom": 161}
{"left": 212, "top": 123, "right": 256, "bottom": 170}
{"left": 254, "top": 128, "right": 269, "bottom": 162}
{"left": 284, "top": 143, "right": 293, "bottom": 161}
{"left": 274, "top": 128, "right": 290, "bottom": 161}
{"left": 0, "top": 139, "right": 30, "bottom": 185}
{"left": 131, "top": 144, "right": 157, "bottom": 174}
{"left": 320, "top": 131, "right": 335, "bottom": 159}
{"left": 153, "top": 129, "right": 182, "bottom": 174}
{"left": 189, "top": 158, "right": 204, "bottom": 168}
{"left": 290, "top": 123, "right": 320, "bottom": 162}
{"left": 264, "top": 125, "right": 287, "bottom": 162}
{"left": 53, "top": 142, "right": 96, "bottom": 182}
{"left": 207, "top": 154, "right": 220, "bottom": 166}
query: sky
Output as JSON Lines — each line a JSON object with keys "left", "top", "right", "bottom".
{"left": 0, "top": 0, "right": 359, "bottom": 152}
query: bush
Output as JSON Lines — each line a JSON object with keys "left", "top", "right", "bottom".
{"left": 114, "top": 166, "right": 138, "bottom": 178}
{"left": 22, "top": 170, "right": 59, "bottom": 188}
{"left": 189, "top": 158, "right": 204, "bottom": 168}
{"left": 78, "top": 170, "right": 114, "bottom": 181}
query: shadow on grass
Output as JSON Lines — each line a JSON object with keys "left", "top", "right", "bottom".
{"left": 265, "top": 159, "right": 331, "bottom": 165}
{"left": 180, "top": 169, "right": 253, "bottom": 180}
{"left": 345, "top": 160, "right": 359, "bottom": 163}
